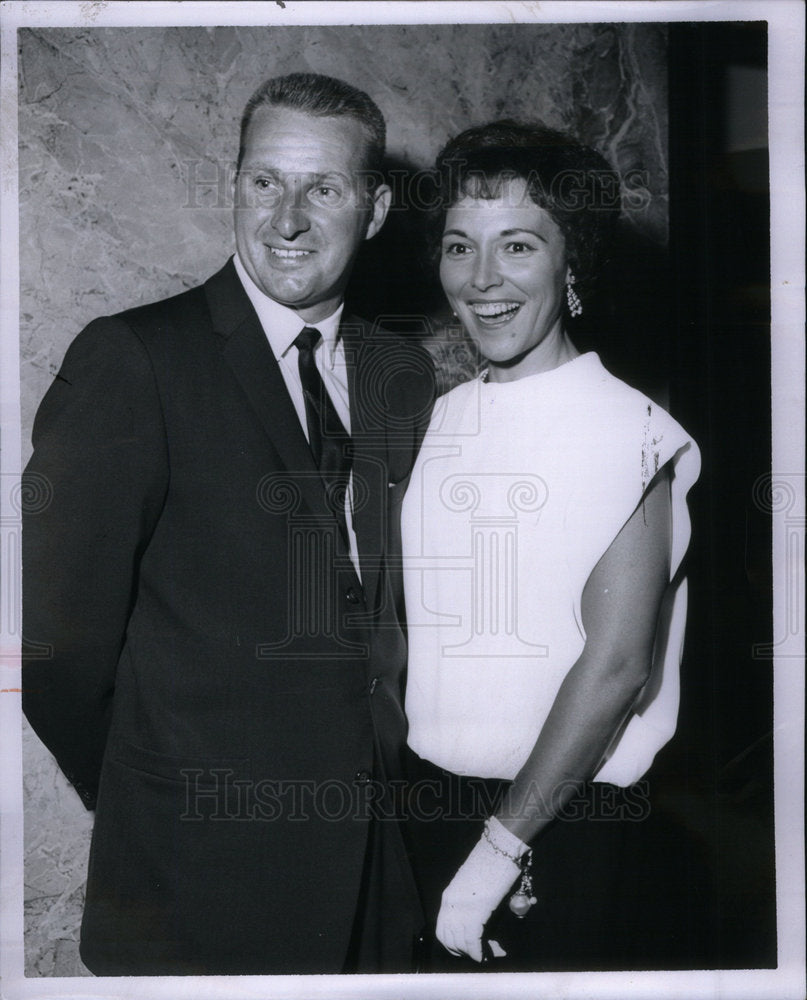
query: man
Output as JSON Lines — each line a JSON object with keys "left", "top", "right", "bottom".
{"left": 22, "top": 72, "right": 434, "bottom": 976}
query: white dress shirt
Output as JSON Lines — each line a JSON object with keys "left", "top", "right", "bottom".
{"left": 234, "top": 253, "right": 361, "bottom": 578}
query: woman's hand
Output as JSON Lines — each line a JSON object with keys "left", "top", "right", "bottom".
{"left": 436, "top": 820, "right": 527, "bottom": 961}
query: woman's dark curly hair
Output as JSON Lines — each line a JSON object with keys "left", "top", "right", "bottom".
{"left": 429, "top": 120, "right": 621, "bottom": 302}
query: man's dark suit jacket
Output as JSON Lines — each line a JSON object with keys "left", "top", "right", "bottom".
{"left": 22, "top": 259, "right": 435, "bottom": 975}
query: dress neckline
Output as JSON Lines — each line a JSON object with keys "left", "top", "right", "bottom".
{"left": 479, "top": 351, "right": 598, "bottom": 389}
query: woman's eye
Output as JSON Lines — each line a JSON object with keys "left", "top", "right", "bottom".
{"left": 443, "top": 242, "right": 472, "bottom": 257}
{"left": 504, "top": 241, "right": 534, "bottom": 254}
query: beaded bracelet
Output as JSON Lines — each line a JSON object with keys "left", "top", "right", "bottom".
{"left": 482, "top": 819, "right": 526, "bottom": 865}
{"left": 483, "top": 820, "right": 538, "bottom": 918}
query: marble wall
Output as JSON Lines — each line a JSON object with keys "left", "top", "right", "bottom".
{"left": 18, "top": 23, "right": 668, "bottom": 975}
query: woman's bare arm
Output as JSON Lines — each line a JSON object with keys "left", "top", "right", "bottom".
{"left": 496, "top": 466, "right": 672, "bottom": 841}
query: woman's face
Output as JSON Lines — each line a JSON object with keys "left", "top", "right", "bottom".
{"left": 439, "top": 176, "right": 572, "bottom": 379}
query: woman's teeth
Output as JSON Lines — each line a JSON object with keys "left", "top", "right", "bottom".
{"left": 469, "top": 302, "right": 521, "bottom": 320}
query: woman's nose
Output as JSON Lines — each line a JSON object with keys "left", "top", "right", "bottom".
{"left": 471, "top": 250, "right": 502, "bottom": 291}
{"left": 270, "top": 188, "right": 311, "bottom": 240}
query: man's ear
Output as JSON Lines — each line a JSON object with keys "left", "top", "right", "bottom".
{"left": 364, "top": 183, "right": 392, "bottom": 241}
{"left": 231, "top": 163, "right": 240, "bottom": 208}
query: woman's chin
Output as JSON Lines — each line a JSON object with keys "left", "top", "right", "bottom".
{"left": 467, "top": 332, "right": 518, "bottom": 363}
{"left": 477, "top": 343, "right": 527, "bottom": 367}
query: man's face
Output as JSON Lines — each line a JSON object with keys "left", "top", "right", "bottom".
{"left": 234, "top": 106, "right": 390, "bottom": 322}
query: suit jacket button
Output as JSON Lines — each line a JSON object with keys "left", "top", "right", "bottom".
{"left": 354, "top": 770, "right": 372, "bottom": 785}
{"left": 345, "top": 587, "right": 360, "bottom": 604}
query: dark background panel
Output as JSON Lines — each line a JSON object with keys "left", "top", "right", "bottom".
{"left": 659, "top": 20, "right": 775, "bottom": 968}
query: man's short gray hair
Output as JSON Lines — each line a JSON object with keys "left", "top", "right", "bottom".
{"left": 236, "top": 72, "right": 386, "bottom": 177}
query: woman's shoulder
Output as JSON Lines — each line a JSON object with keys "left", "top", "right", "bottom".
{"left": 555, "top": 354, "right": 696, "bottom": 471}
{"left": 579, "top": 356, "right": 700, "bottom": 488}
{"left": 576, "top": 355, "right": 682, "bottom": 428}
{"left": 578, "top": 354, "right": 653, "bottom": 405}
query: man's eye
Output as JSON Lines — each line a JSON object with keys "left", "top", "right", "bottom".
{"left": 251, "top": 177, "right": 281, "bottom": 199}
{"left": 311, "top": 186, "right": 343, "bottom": 205}
{"left": 246, "top": 178, "right": 281, "bottom": 206}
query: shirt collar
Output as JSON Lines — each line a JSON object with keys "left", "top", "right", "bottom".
{"left": 233, "top": 252, "right": 345, "bottom": 366}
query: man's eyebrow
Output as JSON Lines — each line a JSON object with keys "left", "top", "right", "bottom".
{"left": 240, "top": 165, "right": 281, "bottom": 177}
{"left": 308, "top": 171, "right": 349, "bottom": 183}
{"left": 239, "top": 167, "right": 349, "bottom": 184}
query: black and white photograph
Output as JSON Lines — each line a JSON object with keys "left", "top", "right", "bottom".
{"left": 0, "top": 1, "right": 803, "bottom": 998}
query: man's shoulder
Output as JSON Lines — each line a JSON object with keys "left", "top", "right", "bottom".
{"left": 72, "top": 260, "right": 239, "bottom": 361}
{"left": 115, "top": 276, "right": 211, "bottom": 339}
{"left": 122, "top": 282, "right": 205, "bottom": 319}
{"left": 347, "top": 314, "right": 433, "bottom": 372}
{"left": 343, "top": 313, "right": 434, "bottom": 369}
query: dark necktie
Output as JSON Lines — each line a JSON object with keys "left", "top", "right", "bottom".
{"left": 293, "top": 326, "right": 352, "bottom": 546}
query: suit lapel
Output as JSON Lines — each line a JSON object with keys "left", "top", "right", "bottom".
{"left": 205, "top": 260, "right": 332, "bottom": 524}
{"left": 205, "top": 262, "right": 385, "bottom": 602}
{"left": 343, "top": 317, "right": 386, "bottom": 612}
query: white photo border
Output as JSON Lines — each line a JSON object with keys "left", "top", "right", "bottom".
{"left": 1, "top": 2, "right": 804, "bottom": 998}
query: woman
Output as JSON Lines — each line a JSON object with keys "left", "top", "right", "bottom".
{"left": 402, "top": 122, "right": 701, "bottom": 971}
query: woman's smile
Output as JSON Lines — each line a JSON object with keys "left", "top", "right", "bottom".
{"left": 440, "top": 177, "right": 577, "bottom": 380}
{"left": 467, "top": 300, "right": 523, "bottom": 324}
